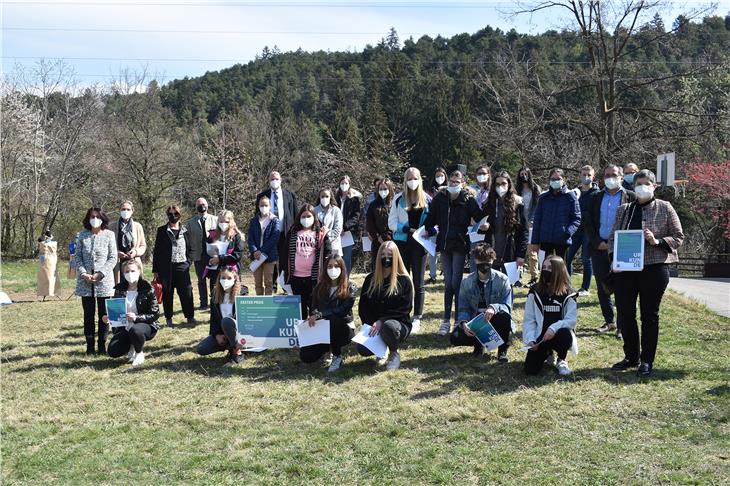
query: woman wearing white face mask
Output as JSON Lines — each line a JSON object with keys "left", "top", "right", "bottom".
{"left": 105, "top": 260, "right": 160, "bottom": 366}
{"left": 108, "top": 200, "right": 147, "bottom": 284}
{"left": 388, "top": 167, "right": 431, "bottom": 333}
{"left": 314, "top": 188, "right": 344, "bottom": 258}
{"left": 335, "top": 176, "right": 362, "bottom": 274}
{"left": 247, "top": 196, "right": 280, "bottom": 295}
{"left": 75, "top": 207, "right": 118, "bottom": 355}
{"left": 196, "top": 268, "right": 245, "bottom": 365}
{"left": 482, "top": 171, "right": 528, "bottom": 272}
{"left": 608, "top": 169, "right": 684, "bottom": 377}
{"left": 299, "top": 256, "right": 357, "bottom": 372}
{"left": 205, "top": 210, "right": 246, "bottom": 300}
{"left": 426, "top": 167, "right": 448, "bottom": 284}
{"left": 366, "top": 178, "right": 395, "bottom": 269}
{"left": 284, "top": 204, "right": 332, "bottom": 317}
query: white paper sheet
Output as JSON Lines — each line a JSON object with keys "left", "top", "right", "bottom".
{"left": 351, "top": 324, "right": 388, "bottom": 358}
{"left": 295, "top": 319, "right": 331, "bottom": 347}
{"left": 538, "top": 250, "right": 546, "bottom": 268}
{"left": 362, "top": 235, "right": 372, "bottom": 252}
{"left": 468, "top": 231, "right": 485, "bottom": 243}
{"left": 413, "top": 226, "right": 438, "bottom": 257}
{"left": 341, "top": 231, "right": 355, "bottom": 248}
{"left": 248, "top": 253, "right": 268, "bottom": 272}
{"left": 504, "top": 261, "right": 520, "bottom": 285}
{"left": 277, "top": 271, "right": 293, "bottom": 295}
{"left": 241, "top": 347, "right": 267, "bottom": 353}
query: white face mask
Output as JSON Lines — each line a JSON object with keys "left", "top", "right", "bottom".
{"left": 379, "top": 190, "right": 389, "bottom": 200}
{"left": 120, "top": 210, "right": 132, "bottom": 220}
{"left": 581, "top": 176, "right": 593, "bottom": 185}
{"left": 476, "top": 174, "right": 489, "bottom": 184}
{"left": 496, "top": 186, "right": 508, "bottom": 198}
{"left": 320, "top": 197, "right": 330, "bottom": 207}
{"left": 549, "top": 180, "right": 563, "bottom": 190}
{"left": 218, "top": 222, "right": 229, "bottom": 232}
{"left": 340, "top": 183, "right": 350, "bottom": 192}
{"left": 327, "top": 267, "right": 342, "bottom": 280}
{"left": 447, "top": 185, "right": 461, "bottom": 195}
{"left": 270, "top": 179, "right": 281, "bottom": 190}
{"left": 123, "top": 271, "right": 140, "bottom": 284}
{"left": 220, "top": 278, "right": 235, "bottom": 290}
{"left": 635, "top": 184, "right": 654, "bottom": 200}
{"left": 435, "top": 175, "right": 445, "bottom": 185}
{"left": 406, "top": 180, "right": 420, "bottom": 191}
{"left": 300, "top": 217, "right": 314, "bottom": 228}
{"left": 89, "top": 217, "right": 102, "bottom": 229}
{"left": 259, "top": 206, "right": 270, "bottom": 215}
{"left": 604, "top": 177, "right": 620, "bottom": 190}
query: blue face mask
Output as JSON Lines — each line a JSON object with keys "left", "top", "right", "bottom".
{"left": 624, "top": 174, "right": 635, "bottom": 184}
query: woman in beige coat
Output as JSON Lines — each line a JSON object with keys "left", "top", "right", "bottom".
{"left": 108, "top": 200, "right": 147, "bottom": 284}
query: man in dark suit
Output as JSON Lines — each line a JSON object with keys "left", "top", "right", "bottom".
{"left": 585, "top": 164, "right": 636, "bottom": 338}
{"left": 185, "top": 197, "right": 217, "bottom": 310}
{"left": 256, "top": 170, "right": 298, "bottom": 290}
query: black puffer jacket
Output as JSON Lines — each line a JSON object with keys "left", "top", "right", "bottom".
{"left": 424, "top": 187, "right": 485, "bottom": 254}
{"left": 111, "top": 279, "right": 161, "bottom": 331}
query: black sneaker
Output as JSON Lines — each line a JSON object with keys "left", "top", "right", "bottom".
{"left": 514, "top": 280, "right": 524, "bottom": 288}
{"left": 611, "top": 358, "right": 639, "bottom": 371}
{"left": 199, "top": 305, "right": 209, "bottom": 311}
{"left": 637, "top": 362, "right": 652, "bottom": 376}
{"left": 472, "top": 344, "right": 484, "bottom": 356}
{"left": 224, "top": 352, "right": 243, "bottom": 367}
{"left": 166, "top": 319, "right": 174, "bottom": 328}
{"left": 497, "top": 350, "right": 509, "bottom": 363}
{"left": 615, "top": 330, "right": 623, "bottom": 340}
{"left": 428, "top": 277, "right": 436, "bottom": 285}
{"left": 527, "top": 278, "right": 538, "bottom": 286}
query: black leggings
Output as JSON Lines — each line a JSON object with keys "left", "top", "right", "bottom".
{"left": 396, "top": 240, "right": 427, "bottom": 317}
{"left": 81, "top": 296, "right": 109, "bottom": 343}
{"left": 524, "top": 327, "right": 573, "bottom": 375}
{"left": 161, "top": 262, "right": 195, "bottom": 320}
{"left": 108, "top": 323, "right": 156, "bottom": 355}
{"left": 449, "top": 311, "right": 512, "bottom": 352}
{"left": 540, "top": 243, "right": 569, "bottom": 260}
{"left": 290, "top": 276, "right": 314, "bottom": 318}
{"left": 356, "top": 319, "right": 410, "bottom": 354}
{"left": 614, "top": 263, "right": 669, "bottom": 365}
{"left": 300, "top": 318, "right": 355, "bottom": 362}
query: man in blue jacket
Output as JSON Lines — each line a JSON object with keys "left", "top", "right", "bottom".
{"left": 451, "top": 243, "right": 513, "bottom": 362}
{"left": 529, "top": 168, "right": 581, "bottom": 260}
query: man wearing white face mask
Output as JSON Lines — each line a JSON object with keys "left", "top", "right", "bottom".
{"left": 608, "top": 169, "right": 684, "bottom": 377}
{"left": 109, "top": 200, "right": 147, "bottom": 284}
{"left": 105, "top": 260, "right": 160, "bottom": 366}
{"left": 529, "top": 167, "right": 581, "bottom": 260}
{"left": 584, "top": 164, "right": 636, "bottom": 336}
{"left": 565, "top": 166, "right": 599, "bottom": 297}
{"left": 185, "top": 197, "right": 217, "bottom": 310}
{"left": 314, "top": 188, "right": 344, "bottom": 257}
{"left": 256, "top": 170, "right": 298, "bottom": 292}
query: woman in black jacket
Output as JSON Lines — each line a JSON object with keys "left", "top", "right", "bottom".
{"left": 106, "top": 260, "right": 160, "bottom": 366}
{"left": 300, "top": 255, "right": 357, "bottom": 372}
{"left": 335, "top": 175, "right": 362, "bottom": 274}
{"left": 482, "top": 171, "right": 529, "bottom": 271}
{"left": 196, "top": 268, "right": 245, "bottom": 366}
{"left": 357, "top": 241, "right": 413, "bottom": 371}
{"left": 365, "top": 178, "right": 395, "bottom": 269}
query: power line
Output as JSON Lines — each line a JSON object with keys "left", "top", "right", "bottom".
{"left": 2, "top": 1, "right": 513, "bottom": 7}
{"left": 4, "top": 26, "right": 461, "bottom": 35}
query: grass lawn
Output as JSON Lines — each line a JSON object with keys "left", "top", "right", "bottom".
{"left": 1, "top": 260, "right": 728, "bottom": 485}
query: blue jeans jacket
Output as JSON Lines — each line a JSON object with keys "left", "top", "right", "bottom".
{"left": 457, "top": 270, "right": 514, "bottom": 330}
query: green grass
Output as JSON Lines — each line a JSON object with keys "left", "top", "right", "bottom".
{"left": 1, "top": 261, "right": 729, "bottom": 485}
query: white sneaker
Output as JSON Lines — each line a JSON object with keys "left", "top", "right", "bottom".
{"left": 411, "top": 318, "right": 421, "bottom": 335}
{"left": 327, "top": 355, "right": 344, "bottom": 373}
{"left": 545, "top": 352, "right": 556, "bottom": 367}
{"left": 323, "top": 353, "right": 333, "bottom": 366}
{"left": 127, "top": 346, "right": 136, "bottom": 363}
{"left": 385, "top": 352, "right": 401, "bottom": 371}
{"left": 578, "top": 289, "right": 590, "bottom": 297}
{"left": 376, "top": 350, "right": 389, "bottom": 366}
{"left": 131, "top": 351, "right": 145, "bottom": 366}
{"left": 437, "top": 321, "right": 451, "bottom": 336}
{"left": 556, "top": 359, "right": 572, "bottom": 376}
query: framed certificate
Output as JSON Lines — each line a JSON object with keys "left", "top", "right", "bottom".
{"left": 612, "top": 230, "right": 645, "bottom": 271}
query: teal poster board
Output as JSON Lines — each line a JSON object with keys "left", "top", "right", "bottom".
{"left": 235, "top": 295, "right": 302, "bottom": 349}
{"left": 612, "top": 230, "right": 645, "bottom": 271}
{"left": 466, "top": 313, "right": 504, "bottom": 351}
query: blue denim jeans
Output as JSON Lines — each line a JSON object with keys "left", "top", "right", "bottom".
{"left": 441, "top": 250, "right": 467, "bottom": 321}
{"left": 566, "top": 231, "right": 592, "bottom": 291}
{"left": 342, "top": 244, "right": 354, "bottom": 274}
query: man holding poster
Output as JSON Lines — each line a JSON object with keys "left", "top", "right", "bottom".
{"left": 450, "top": 243, "right": 513, "bottom": 362}
{"left": 608, "top": 170, "right": 684, "bottom": 377}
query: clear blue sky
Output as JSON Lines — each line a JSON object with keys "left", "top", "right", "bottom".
{"left": 1, "top": 0, "right": 719, "bottom": 87}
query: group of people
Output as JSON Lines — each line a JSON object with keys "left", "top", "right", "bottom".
{"left": 72, "top": 162, "right": 683, "bottom": 376}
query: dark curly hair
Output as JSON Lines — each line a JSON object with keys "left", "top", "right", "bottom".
{"left": 485, "top": 171, "right": 519, "bottom": 234}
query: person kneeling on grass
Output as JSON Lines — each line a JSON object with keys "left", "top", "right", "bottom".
{"left": 196, "top": 268, "right": 245, "bottom": 366}
{"left": 450, "top": 243, "right": 513, "bottom": 362}
{"left": 106, "top": 260, "right": 160, "bottom": 366}
{"left": 522, "top": 255, "right": 578, "bottom": 376}
{"left": 300, "top": 255, "right": 357, "bottom": 373}
{"left": 356, "top": 241, "right": 414, "bottom": 371}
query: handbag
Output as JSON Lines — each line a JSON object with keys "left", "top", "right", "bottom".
{"left": 151, "top": 275, "right": 164, "bottom": 304}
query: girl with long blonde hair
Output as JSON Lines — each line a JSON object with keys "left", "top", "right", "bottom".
{"left": 357, "top": 241, "right": 413, "bottom": 371}
{"left": 196, "top": 268, "right": 244, "bottom": 366}
{"left": 206, "top": 209, "right": 246, "bottom": 301}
